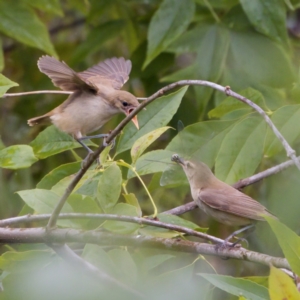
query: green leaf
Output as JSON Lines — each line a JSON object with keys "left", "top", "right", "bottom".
{"left": 240, "top": 0, "right": 288, "bottom": 45}
{"left": 0, "top": 74, "right": 18, "bottom": 97}
{"left": 158, "top": 214, "right": 207, "bottom": 232}
{"left": 37, "top": 162, "right": 81, "bottom": 189}
{"left": 103, "top": 203, "right": 140, "bottom": 234}
{"left": 142, "top": 254, "right": 175, "bottom": 272}
{"left": 139, "top": 226, "right": 182, "bottom": 239}
{"left": 17, "top": 189, "right": 73, "bottom": 214}
{"left": 75, "top": 170, "right": 102, "bottom": 197}
{"left": 147, "top": 263, "right": 199, "bottom": 298}
{"left": 0, "top": 145, "right": 37, "bottom": 169}
{"left": 97, "top": 163, "right": 122, "bottom": 212}
{"left": 128, "top": 149, "right": 174, "bottom": 179}
{"left": 229, "top": 30, "right": 294, "bottom": 88}
{"left": 108, "top": 249, "right": 137, "bottom": 286}
{"left": 164, "top": 24, "right": 229, "bottom": 83}
{"left": 116, "top": 86, "right": 188, "bottom": 155}
{"left": 123, "top": 193, "right": 142, "bottom": 217}
{"left": 17, "top": 189, "right": 74, "bottom": 227}
{"left": 0, "top": 250, "right": 53, "bottom": 273}
{"left": 215, "top": 116, "right": 266, "bottom": 184}
{"left": 30, "top": 125, "right": 96, "bottom": 159}
{"left": 82, "top": 244, "right": 118, "bottom": 277}
{"left": 144, "top": 0, "right": 195, "bottom": 67}
{"left": 265, "top": 217, "right": 300, "bottom": 276}
{"left": 68, "top": 194, "right": 102, "bottom": 229}
{"left": 0, "top": 1, "right": 57, "bottom": 56}
{"left": 269, "top": 266, "right": 300, "bottom": 300}
{"left": 24, "top": 0, "right": 63, "bottom": 16}
{"left": 243, "top": 276, "right": 268, "bottom": 288}
{"left": 71, "top": 20, "right": 126, "bottom": 63}
{"left": 199, "top": 274, "right": 269, "bottom": 300}
{"left": 208, "top": 88, "right": 267, "bottom": 119}
{"left": 265, "top": 105, "right": 300, "bottom": 157}
{"left": 131, "top": 127, "right": 171, "bottom": 165}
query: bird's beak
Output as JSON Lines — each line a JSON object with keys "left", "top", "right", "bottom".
{"left": 125, "top": 108, "right": 139, "bottom": 129}
{"left": 171, "top": 154, "right": 185, "bottom": 166}
{"left": 131, "top": 115, "right": 139, "bottom": 129}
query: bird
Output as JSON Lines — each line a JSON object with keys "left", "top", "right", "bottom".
{"left": 171, "top": 154, "right": 276, "bottom": 246}
{"left": 28, "top": 55, "right": 140, "bottom": 155}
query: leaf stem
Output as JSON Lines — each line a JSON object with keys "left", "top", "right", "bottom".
{"left": 117, "top": 160, "right": 158, "bottom": 218}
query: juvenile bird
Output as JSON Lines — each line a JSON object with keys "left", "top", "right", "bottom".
{"left": 171, "top": 154, "right": 276, "bottom": 246}
{"left": 28, "top": 56, "right": 140, "bottom": 154}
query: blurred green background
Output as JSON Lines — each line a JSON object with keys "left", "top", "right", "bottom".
{"left": 1, "top": 0, "right": 300, "bottom": 299}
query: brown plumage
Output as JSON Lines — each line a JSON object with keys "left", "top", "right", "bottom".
{"left": 28, "top": 56, "right": 139, "bottom": 153}
{"left": 171, "top": 154, "right": 276, "bottom": 243}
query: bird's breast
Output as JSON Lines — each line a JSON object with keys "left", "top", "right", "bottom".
{"left": 50, "top": 92, "right": 120, "bottom": 137}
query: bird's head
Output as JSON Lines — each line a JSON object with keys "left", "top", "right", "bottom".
{"left": 171, "top": 154, "right": 214, "bottom": 188}
{"left": 113, "top": 90, "right": 140, "bottom": 129}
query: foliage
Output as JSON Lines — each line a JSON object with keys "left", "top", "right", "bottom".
{"left": 1, "top": 0, "right": 300, "bottom": 299}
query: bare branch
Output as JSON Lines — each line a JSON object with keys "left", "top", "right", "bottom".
{"left": 46, "top": 80, "right": 300, "bottom": 228}
{"left": 2, "top": 90, "right": 146, "bottom": 101}
{"left": 50, "top": 243, "right": 143, "bottom": 298}
{"left": 2, "top": 90, "right": 72, "bottom": 98}
{"left": 0, "top": 227, "right": 290, "bottom": 270}
{"left": 0, "top": 213, "right": 226, "bottom": 245}
{"left": 233, "top": 156, "right": 300, "bottom": 189}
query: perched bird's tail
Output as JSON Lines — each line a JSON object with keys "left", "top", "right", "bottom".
{"left": 28, "top": 114, "right": 50, "bottom": 126}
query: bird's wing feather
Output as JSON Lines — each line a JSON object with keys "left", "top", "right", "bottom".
{"left": 38, "top": 56, "right": 90, "bottom": 91}
{"left": 78, "top": 57, "right": 132, "bottom": 90}
{"left": 199, "top": 187, "right": 275, "bottom": 221}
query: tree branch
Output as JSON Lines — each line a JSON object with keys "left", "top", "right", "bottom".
{"left": 0, "top": 227, "right": 290, "bottom": 270}
{"left": 2, "top": 91, "right": 72, "bottom": 98}
{"left": 44, "top": 80, "right": 300, "bottom": 228}
{"left": 0, "top": 213, "right": 226, "bottom": 245}
{"left": 2, "top": 90, "right": 146, "bottom": 101}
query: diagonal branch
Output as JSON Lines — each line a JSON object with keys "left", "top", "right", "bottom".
{"left": 46, "top": 80, "right": 300, "bottom": 229}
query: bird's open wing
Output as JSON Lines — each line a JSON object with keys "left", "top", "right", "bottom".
{"left": 38, "top": 56, "right": 90, "bottom": 91}
{"left": 78, "top": 57, "right": 132, "bottom": 90}
{"left": 199, "top": 187, "right": 275, "bottom": 221}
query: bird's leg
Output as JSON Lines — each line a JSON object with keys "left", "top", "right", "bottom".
{"left": 216, "top": 224, "right": 255, "bottom": 250}
{"left": 76, "top": 138, "right": 98, "bottom": 168}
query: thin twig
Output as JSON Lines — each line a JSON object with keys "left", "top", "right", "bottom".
{"left": 46, "top": 80, "right": 300, "bottom": 228}
{"left": 0, "top": 227, "right": 290, "bottom": 270}
{"left": 50, "top": 243, "right": 144, "bottom": 298}
{"left": 233, "top": 156, "right": 300, "bottom": 189}
{"left": 2, "top": 90, "right": 72, "bottom": 98}
{"left": 2, "top": 90, "right": 147, "bottom": 101}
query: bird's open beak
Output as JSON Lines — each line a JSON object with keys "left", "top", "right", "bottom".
{"left": 126, "top": 108, "right": 139, "bottom": 129}
{"left": 131, "top": 115, "right": 139, "bottom": 129}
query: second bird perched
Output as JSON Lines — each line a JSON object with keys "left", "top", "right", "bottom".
{"left": 28, "top": 56, "right": 140, "bottom": 154}
{"left": 171, "top": 154, "right": 276, "bottom": 245}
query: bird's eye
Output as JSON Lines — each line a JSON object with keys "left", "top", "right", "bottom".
{"left": 122, "top": 101, "right": 128, "bottom": 107}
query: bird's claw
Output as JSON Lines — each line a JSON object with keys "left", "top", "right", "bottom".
{"left": 81, "top": 151, "right": 100, "bottom": 169}
{"left": 103, "top": 136, "right": 116, "bottom": 149}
